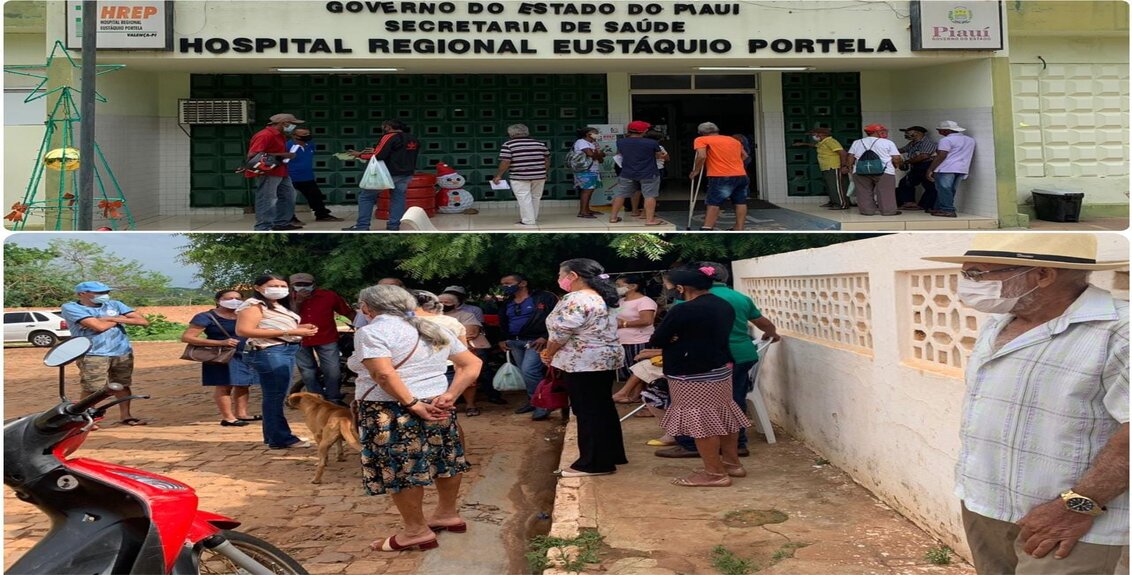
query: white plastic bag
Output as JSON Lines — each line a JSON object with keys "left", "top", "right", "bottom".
{"left": 492, "top": 350, "right": 527, "bottom": 392}
{"left": 359, "top": 156, "right": 394, "bottom": 190}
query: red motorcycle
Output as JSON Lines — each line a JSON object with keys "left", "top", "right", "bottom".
{"left": 4, "top": 337, "right": 309, "bottom": 574}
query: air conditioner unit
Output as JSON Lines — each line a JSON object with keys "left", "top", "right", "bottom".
{"left": 178, "top": 99, "right": 255, "bottom": 125}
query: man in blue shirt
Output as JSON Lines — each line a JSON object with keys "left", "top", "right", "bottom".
{"left": 60, "top": 281, "right": 151, "bottom": 426}
{"left": 497, "top": 273, "right": 559, "bottom": 420}
{"left": 607, "top": 121, "right": 669, "bottom": 226}
{"left": 288, "top": 127, "right": 343, "bottom": 224}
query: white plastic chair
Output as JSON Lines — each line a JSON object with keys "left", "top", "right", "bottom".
{"left": 746, "top": 339, "right": 777, "bottom": 444}
{"left": 399, "top": 206, "right": 438, "bottom": 231}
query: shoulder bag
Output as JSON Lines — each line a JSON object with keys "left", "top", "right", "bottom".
{"left": 180, "top": 313, "right": 237, "bottom": 365}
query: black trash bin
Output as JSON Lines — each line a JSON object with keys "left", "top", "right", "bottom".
{"left": 1031, "top": 189, "right": 1084, "bottom": 222}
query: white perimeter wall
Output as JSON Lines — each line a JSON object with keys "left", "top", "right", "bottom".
{"left": 732, "top": 233, "right": 1129, "bottom": 559}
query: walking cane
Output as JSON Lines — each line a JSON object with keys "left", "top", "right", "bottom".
{"left": 686, "top": 170, "right": 704, "bottom": 230}
{"left": 619, "top": 402, "right": 647, "bottom": 423}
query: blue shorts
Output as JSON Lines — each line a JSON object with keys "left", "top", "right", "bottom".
{"left": 705, "top": 176, "right": 750, "bottom": 206}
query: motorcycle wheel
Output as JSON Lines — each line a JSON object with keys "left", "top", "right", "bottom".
{"left": 195, "top": 529, "right": 309, "bottom": 575}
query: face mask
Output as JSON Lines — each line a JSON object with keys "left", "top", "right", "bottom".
{"left": 957, "top": 271, "right": 1038, "bottom": 314}
{"left": 261, "top": 287, "right": 290, "bottom": 300}
{"left": 811, "top": 135, "right": 821, "bottom": 142}
{"left": 295, "top": 135, "right": 311, "bottom": 142}
{"left": 91, "top": 294, "right": 111, "bottom": 304}
{"left": 218, "top": 299, "right": 242, "bottom": 310}
{"left": 501, "top": 285, "right": 519, "bottom": 296}
{"left": 616, "top": 287, "right": 629, "bottom": 296}
{"left": 558, "top": 277, "right": 574, "bottom": 292}
{"left": 293, "top": 286, "right": 314, "bottom": 295}
{"left": 441, "top": 304, "right": 456, "bottom": 312}
{"left": 282, "top": 124, "right": 297, "bottom": 134}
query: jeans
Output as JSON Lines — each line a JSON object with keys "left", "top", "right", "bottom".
{"left": 676, "top": 360, "right": 756, "bottom": 453}
{"left": 705, "top": 175, "right": 750, "bottom": 206}
{"left": 506, "top": 338, "right": 547, "bottom": 398}
{"left": 253, "top": 176, "right": 297, "bottom": 231}
{"left": 295, "top": 342, "right": 343, "bottom": 402}
{"left": 246, "top": 343, "right": 302, "bottom": 448}
{"left": 354, "top": 174, "right": 412, "bottom": 230}
{"left": 933, "top": 172, "right": 962, "bottom": 213}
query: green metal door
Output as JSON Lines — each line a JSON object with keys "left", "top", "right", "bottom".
{"left": 782, "top": 73, "right": 861, "bottom": 197}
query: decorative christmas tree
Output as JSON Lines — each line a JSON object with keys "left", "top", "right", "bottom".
{"left": 4, "top": 41, "right": 133, "bottom": 230}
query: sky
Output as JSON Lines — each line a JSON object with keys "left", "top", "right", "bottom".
{"left": 6, "top": 233, "right": 203, "bottom": 288}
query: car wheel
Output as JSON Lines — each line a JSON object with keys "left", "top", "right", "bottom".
{"left": 29, "top": 331, "right": 59, "bottom": 347}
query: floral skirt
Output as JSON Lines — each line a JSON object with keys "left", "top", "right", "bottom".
{"left": 662, "top": 365, "right": 750, "bottom": 439}
{"left": 357, "top": 400, "right": 469, "bottom": 495}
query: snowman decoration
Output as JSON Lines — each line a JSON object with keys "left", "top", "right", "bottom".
{"left": 435, "top": 162, "right": 476, "bottom": 214}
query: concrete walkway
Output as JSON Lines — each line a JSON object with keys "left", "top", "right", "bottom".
{"left": 548, "top": 413, "right": 977, "bottom": 575}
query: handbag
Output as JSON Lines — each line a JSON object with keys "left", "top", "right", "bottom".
{"left": 492, "top": 350, "right": 527, "bottom": 392}
{"left": 351, "top": 339, "right": 419, "bottom": 424}
{"left": 180, "top": 313, "right": 237, "bottom": 365}
{"left": 531, "top": 368, "right": 569, "bottom": 410}
{"left": 237, "top": 152, "right": 278, "bottom": 176}
{"left": 359, "top": 156, "right": 395, "bottom": 190}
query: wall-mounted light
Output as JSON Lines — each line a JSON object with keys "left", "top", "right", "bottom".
{"left": 696, "top": 66, "right": 815, "bottom": 72}
{"left": 274, "top": 67, "right": 402, "bottom": 73}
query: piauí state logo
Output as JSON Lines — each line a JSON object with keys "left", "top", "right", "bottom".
{"left": 948, "top": 6, "right": 974, "bottom": 24}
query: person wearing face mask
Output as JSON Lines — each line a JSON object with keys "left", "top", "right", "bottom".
{"left": 894, "top": 126, "right": 938, "bottom": 211}
{"left": 497, "top": 273, "right": 560, "bottom": 420}
{"left": 288, "top": 273, "right": 355, "bottom": 405}
{"left": 236, "top": 274, "right": 319, "bottom": 449}
{"left": 570, "top": 127, "right": 606, "bottom": 219}
{"left": 181, "top": 290, "right": 260, "bottom": 426}
{"left": 612, "top": 274, "right": 657, "bottom": 391}
{"left": 792, "top": 126, "right": 850, "bottom": 210}
{"left": 541, "top": 259, "right": 627, "bottom": 477}
{"left": 61, "top": 281, "right": 151, "bottom": 427}
{"left": 287, "top": 127, "right": 343, "bottom": 224}
{"left": 246, "top": 113, "right": 303, "bottom": 231}
{"left": 345, "top": 119, "right": 421, "bottom": 231}
{"left": 440, "top": 285, "right": 485, "bottom": 324}
{"left": 924, "top": 234, "right": 1129, "bottom": 575}
{"left": 438, "top": 291, "right": 496, "bottom": 415}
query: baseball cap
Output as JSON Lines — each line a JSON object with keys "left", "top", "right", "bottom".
{"left": 899, "top": 126, "right": 928, "bottom": 134}
{"left": 863, "top": 123, "right": 888, "bottom": 133}
{"left": 269, "top": 113, "right": 305, "bottom": 124}
{"left": 442, "top": 285, "right": 468, "bottom": 297}
{"left": 626, "top": 120, "right": 651, "bottom": 133}
{"left": 75, "top": 281, "right": 112, "bottom": 293}
{"left": 289, "top": 273, "right": 315, "bottom": 284}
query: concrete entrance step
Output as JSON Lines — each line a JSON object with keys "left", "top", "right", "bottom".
{"left": 786, "top": 204, "right": 999, "bottom": 230}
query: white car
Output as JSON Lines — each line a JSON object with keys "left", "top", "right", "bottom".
{"left": 4, "top": 310, "right": 72, "bottom": 347}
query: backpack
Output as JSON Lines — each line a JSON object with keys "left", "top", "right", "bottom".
{"left": 854, "top": 139, "right": 886, "bottom": 176}
{"left": 565, "top": 148, "right": 594, "bottom": 172}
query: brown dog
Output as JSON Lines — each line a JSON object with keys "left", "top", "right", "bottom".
{"left": 285, "top": 392, "right": 362, "bottom": 484}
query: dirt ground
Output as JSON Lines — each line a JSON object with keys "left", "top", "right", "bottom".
{"left": 2, "top": 342, "right": 562, "bottom": 574}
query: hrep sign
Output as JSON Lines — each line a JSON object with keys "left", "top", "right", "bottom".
{"left": 911, "top": 1, "right": 1003, "bottom": 51}
{"left": 66, "top": 1, "right": 174, "bottom": 51}
{"left": 178, "top": 1, "right": 900, "bottom": 57}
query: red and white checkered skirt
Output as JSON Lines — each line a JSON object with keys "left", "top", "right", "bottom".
{"left": 661, "top": 365, "right": 751, "bottom": 439}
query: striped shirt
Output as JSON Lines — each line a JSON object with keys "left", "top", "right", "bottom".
{"left": 238, "top": 298, "right": 303, "bottom": 349}
{"left": 956, "top": 285, "right": 1129, "bottom": 545}
{"left": 499, "top": 138, "right": 550, "bottom": 180}
{"left": 899, "top": 137, "right": 937, "bottom": 162}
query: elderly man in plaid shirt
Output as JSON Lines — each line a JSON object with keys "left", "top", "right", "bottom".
{"left": 927, "top": 233, "right": 1129, "bottom": 574}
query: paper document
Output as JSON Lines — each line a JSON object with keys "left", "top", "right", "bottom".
{"left": 490, "top": 180, "right": 511, "bottom": 190}
{"left": 333, "top": 152, "right": 356, "bottom": 161}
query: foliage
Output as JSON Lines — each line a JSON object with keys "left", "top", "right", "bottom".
{"left": 179, "top": 233, "right": 872, "bottom": 298}
{"left": 526, "top": 529, "right": 604, "bottom": 573}
{"left": 123, "top": 314, "right": 186, "bottom": 341}
{"left": 711, "top": 545, "right": 755, "bottom": 575}
{"left": 924, "top": 546, "right": 953, "bottom": 565}
{"left": 4, "top": 240, "right": 171, "bottom": 308}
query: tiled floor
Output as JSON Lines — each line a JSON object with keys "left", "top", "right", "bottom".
{"left": 786, "top": 204, "right": 999, "bottom": 231}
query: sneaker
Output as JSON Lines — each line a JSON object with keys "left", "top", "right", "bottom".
{"left": 316, "top": 215, "right": 345, "bottom": 222}
{"left": 271, "top": 224, "right": 303, "bottom": 231}
{"left": 514, "top": 404, "right": 536, "bottom": 415}
{"left": 654, "top": 446, "right": 700, "bottom": 458}
{"left": 290, "top": 217, "right": 305, "bottom": 225}
{"left": 531, "top": 409, "right": 551, "bottom": 421}
{"left": 341, "top": 225, "right": 368, "bottom": 231}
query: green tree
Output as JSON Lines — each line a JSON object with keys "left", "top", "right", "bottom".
{"left": 3, "top": 240, "right": 171, "bottom": 307}
{"left": 179, "top": 233, "right": 872, "bottom": 298}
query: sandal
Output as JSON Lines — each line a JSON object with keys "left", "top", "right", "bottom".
{"left": 646, "top": 439, "right": 676, "bottom": 447}
{"left": 671, "top": 471, "right": 731, "bottom": 487}
{"left": 237, "top": 415, "right": 263, "bottom": 422}
{"left": 371, "top": 534, "right": 440, "bottom": 552}
{"left": 723, "top": 461, "right": 747, "bottom": 478}
{"left": 465, "top": 407, "right": 481, "bottom": 417}
{"left": 576, "top": 213, "right": 597, "bottom": 219}
{"left": 220, "top": 419, "right": 249, "bottom": 427}
{"left": 118, "top": 418, "right": 148, "bottom": 426}
{"left": 644, "top": 220, "right": 667, "bottom": 226}
{"left": 608, "top": 217, "right": 623, "bottom": 223}
{"left": 428, "top": 521, "right": 468, "bottom": 533}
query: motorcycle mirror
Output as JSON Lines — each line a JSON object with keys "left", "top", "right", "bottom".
{"left": 43, "top": 337, "right": 92, "bottom": 368}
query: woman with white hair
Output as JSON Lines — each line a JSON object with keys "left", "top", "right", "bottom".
{"left": 492, "top": 123, "right": 551, "bottom": 227}
{"left": 348, "top": 284, "right": 482, "bottom": 552}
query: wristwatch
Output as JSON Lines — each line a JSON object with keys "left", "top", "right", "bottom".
{"left": 1060, "top": 490, "right": 1105, "bottom": 516}
{"left": 401, "top": 397, "right": 420, "bottom": 409}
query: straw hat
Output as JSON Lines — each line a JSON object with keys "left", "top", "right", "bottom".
{"left": 923, "top": 233, "right": 1127, "bottom": 270}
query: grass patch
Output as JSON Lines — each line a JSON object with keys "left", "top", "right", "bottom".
{"left": 711, "top": 545, "right": 755, "bottom": 575}
{"left": 722, "top": 508, "right": 789, "bottom": 528}
{"left": 124, "top": 314, "right": 188, "bottom": 342}
{"left": 925, "top": 545, "right": 952, "bottom": 565}
{"left": 770, "top": 542, "right": 810, "bottom": 562}
{"left": 526, "top": 529, "right": 604, "bottom": 573}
